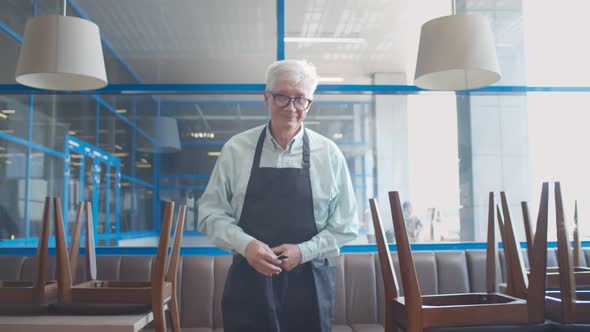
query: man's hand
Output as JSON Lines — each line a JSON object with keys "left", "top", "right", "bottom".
{"left": 271, "top": 244, "right": 302, "bottom": 272}
{"left": 245, "top": 240, "right": 282, "bottom": 277}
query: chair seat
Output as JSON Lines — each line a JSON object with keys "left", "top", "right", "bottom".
{"left": 69, "top": 280, "right": 172, "bottom": 304}
{"left": 0, "top": 303, "right": 50, "bottom": 315}
{"left": 423, "top": 322, "right": 554, "bottom": 332}
{"left": 51, "top": 303, "right": 152, "bottom": 315}
{"left": 0, "top": 281, "right": 58, "bottom": 304}
{"left": 392, "top": 293, "right": 530, "bottom": 328}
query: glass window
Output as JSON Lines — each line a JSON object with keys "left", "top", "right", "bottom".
{"left": 0, "top": 139, "right": 27, "bottom": 240}
{"left": 523, "top": 1, "right": 590, "bottom": 86}
{"left": 0, "top": 29, "right": 21, "bottom": 84}
{"left": 29, "top": 148, "right": 64, "bottom": 238}
{"left": 33, "top": 95, "right": 97, "bottom": 152}
{"left": 0, "top": 95, "right": 29, "bottom": 140}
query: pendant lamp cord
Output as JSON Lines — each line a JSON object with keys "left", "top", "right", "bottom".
{"left": 63, "top": 0, "right": 67, "bottom": 16}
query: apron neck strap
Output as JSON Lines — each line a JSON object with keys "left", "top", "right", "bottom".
{"left": 252, "top": 126, "right": 310, "bottom": 171}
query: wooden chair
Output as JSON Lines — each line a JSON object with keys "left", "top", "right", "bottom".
{"left": 0, "top": 197, "right": 69, "bottom": 313}
{"left": 545, "top": 182, "right": 590, "bottom": 324}
{"left": 370, "top": 187, "right": 549, "bottom": 332}
{"left": 58, "top": 200, "right": 186, "bottom": 332}
{"left": 521, "top": 197, "right": 590, "bottom": 289}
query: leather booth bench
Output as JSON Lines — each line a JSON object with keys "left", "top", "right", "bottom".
{"left": 0, "top": 248, "right": 585, "bottom": 332}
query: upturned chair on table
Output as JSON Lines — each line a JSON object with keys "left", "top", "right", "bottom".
{"left": 519, "top": 199, "right": 590, "bottom": 289}
{"left": 369, "top": 183, "right": 550, "bottom": 332}
{"left": 57, "top": 200, "right": 186, "bottom": 332}
{"left": 0, "top": 197, "right": 68, "bottom": 314}
{"left": 544, "top": 182, "right": 590, "bottom": 325}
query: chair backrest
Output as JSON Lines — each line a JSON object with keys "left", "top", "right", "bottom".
{"left": 84, "top": 201, "right": 97, "bottom": 280}
{"left": 554, "top": 182, "right": 576, "bottom": 322}
{"left": 499, "top": 184, "right": 548, "bottom": 323}
{"left": 388, "top": 191, "right": 423, "bottom": 326}
{"left": 68, "top": 202, "right": 84, "bottom": 282}
{"left": 32, "top": 197, "right": 51, "bottom": 301}
{"left": 167, "top": 205, "right": 186, "bottom": 283}
{"left": 527, "top": 182, "right": 549, "bottom": 323}
{"left": 521, "top": 201, "right": 534, "bottom": 264}
{"left": 499, "top": 192, "right": 528, "bottom": 299}
{"left": 369, "top": 199, "right": 399, "bottom": 301}
{"left": 151, "top": 201, "right": 175, "bottom": 291}
{"left": 486, "top": 192, "right": 500, "bottom": 293}
{"left": 573, "top": 200, "right": 582, "bottom": 267}
{"left": 53, "top": 198, "right": 72, "bottom": 302}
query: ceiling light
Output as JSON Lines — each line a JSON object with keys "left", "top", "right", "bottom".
{"left": 414, "top": 15, "right": 501, "bottom": 91}
{"left": 116, "top": 109, "right": 127, "bottom": 114}
{"left": 208, "top": 152, "right": 221, "bottom": 157}
{"left": 1, "top": 110, "right": 15, "bottom": 114}
{"left": 113, "top": 152, "right": 129, "bottom": 157}
{"left": 318, "top": 76, "right": 345, "bottom": 83}
{"left": 305, "top": 121, "right": 321, "bottom": 125}
{"left": 68, "top": 130, "right": 77, "bottom": 135}
{"left": 284, "top": 37, "right": 365, "bottom": 44}
{"left": 0, "top": 113, "right": 7, "bottom": 119}
{"left": 15, "top": 1, "right": 108, "bottom": 91}
{"left": 114, "top": 144, "right": 123, "bottom": 150}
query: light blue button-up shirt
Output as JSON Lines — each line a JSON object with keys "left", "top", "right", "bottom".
{"left": 198, "top": 124, "right": 359, "bottom": 263}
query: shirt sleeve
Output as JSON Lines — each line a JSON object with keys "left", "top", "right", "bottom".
{"left": 197, "top": 142, "right": 255, "bottom": 256}
{"left": 297, "top": 147, "right": 359, "bottom": 263}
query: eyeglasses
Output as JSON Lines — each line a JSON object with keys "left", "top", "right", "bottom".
{"left": 269, "top": 91, "right": 312, "bottom": 111}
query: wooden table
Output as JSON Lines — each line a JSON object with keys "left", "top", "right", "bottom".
{"left": 0, "top": 311, "right": 154, "bottom": 332}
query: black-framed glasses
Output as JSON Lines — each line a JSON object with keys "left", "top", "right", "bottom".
{"left": 269, "top": 91, "right": 312, "bottom": 111}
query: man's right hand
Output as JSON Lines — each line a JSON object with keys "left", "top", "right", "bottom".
{"left": 244, "top": 240, "right": 282, "bottom": 277}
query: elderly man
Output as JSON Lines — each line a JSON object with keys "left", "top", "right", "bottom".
{"left": 198, "top": 59, "right": 358, "bottom": 332}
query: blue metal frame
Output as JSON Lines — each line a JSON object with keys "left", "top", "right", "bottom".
{"left": 121, "top": 174, "right": 155, "bottom": 189}
{"left": 154, "top": 101, "right": 162, "bottom": 232}
{"left": 180, "top": 141, "right": 225, "bottom": 147}
{"left": 5, "top": 83, "right": 590, "bottom": 95}
{"left": 0, "top": 240, "right": 585, "bottom": 256}
{"left": 0, "top": 22, "right": 23, "bottom": 42}
{"left": 3, "top": 1, "right": 590, "bottom": 251}
{"left": 276, "top": 0, "right": 285, "bottom": 60}
{"left": 161, "top": 185, "right": 207, "bottom": 190}
{"left": 161, "top": 174, "right": 210, "bottom": 179}
{"left": 25, "top": 96, "right": 33, "bottom": 239}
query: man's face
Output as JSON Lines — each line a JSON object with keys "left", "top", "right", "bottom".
{"left": 264, "top": 80, "right": 313, "bottom": 132}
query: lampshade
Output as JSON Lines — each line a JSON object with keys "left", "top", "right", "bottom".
{"left": 136, "top": 117, "right": 182, "bottom": 153}
{"left": 15, "top": 15, "right": 108, "bottom": 91}
{"left": 414, "top": 14, "right": 501, "bottom": 91}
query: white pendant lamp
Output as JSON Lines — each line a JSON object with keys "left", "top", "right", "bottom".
{"left": 15, "top": 2, "right": 107, "bottom": 91}
{"left": 414, "top": 14, "right": 501, "bottom": 91}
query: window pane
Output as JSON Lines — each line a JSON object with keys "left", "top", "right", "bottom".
{"left": 30, "top": 148, "right": 64, "bottom": 238}
{"left": 0, "top": 95, "right": 29, "bottom": 140}
{"left": 33, "top": 95, "right": 97, "bottom": 151}
{"left": 0, "top": 139, "right": 27, "bottom": 241}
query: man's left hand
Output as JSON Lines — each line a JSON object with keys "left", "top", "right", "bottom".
{"left": 271, "top": 244, "right": 302, "bottom": 272}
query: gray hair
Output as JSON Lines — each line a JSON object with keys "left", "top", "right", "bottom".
{"left": 265, "top": 59, "right": 319, "bottom": 97}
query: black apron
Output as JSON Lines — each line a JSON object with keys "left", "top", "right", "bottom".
{"left": 222, "top": 126, "right": 335, "bottom": 332}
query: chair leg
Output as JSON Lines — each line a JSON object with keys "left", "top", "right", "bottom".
{"left": 169, "top": 297, "right": 181, "bottom": 332}
{"left": 152, "top": 305, "right": 167, "bottom": 332}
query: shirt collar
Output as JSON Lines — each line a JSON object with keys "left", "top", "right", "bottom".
{"left": 267, "top": 122, "right": 305, "bottom": 152}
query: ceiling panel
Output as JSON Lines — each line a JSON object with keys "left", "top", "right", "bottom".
{"left": 73, "top": 0, "right": 277, "bottom": 83}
